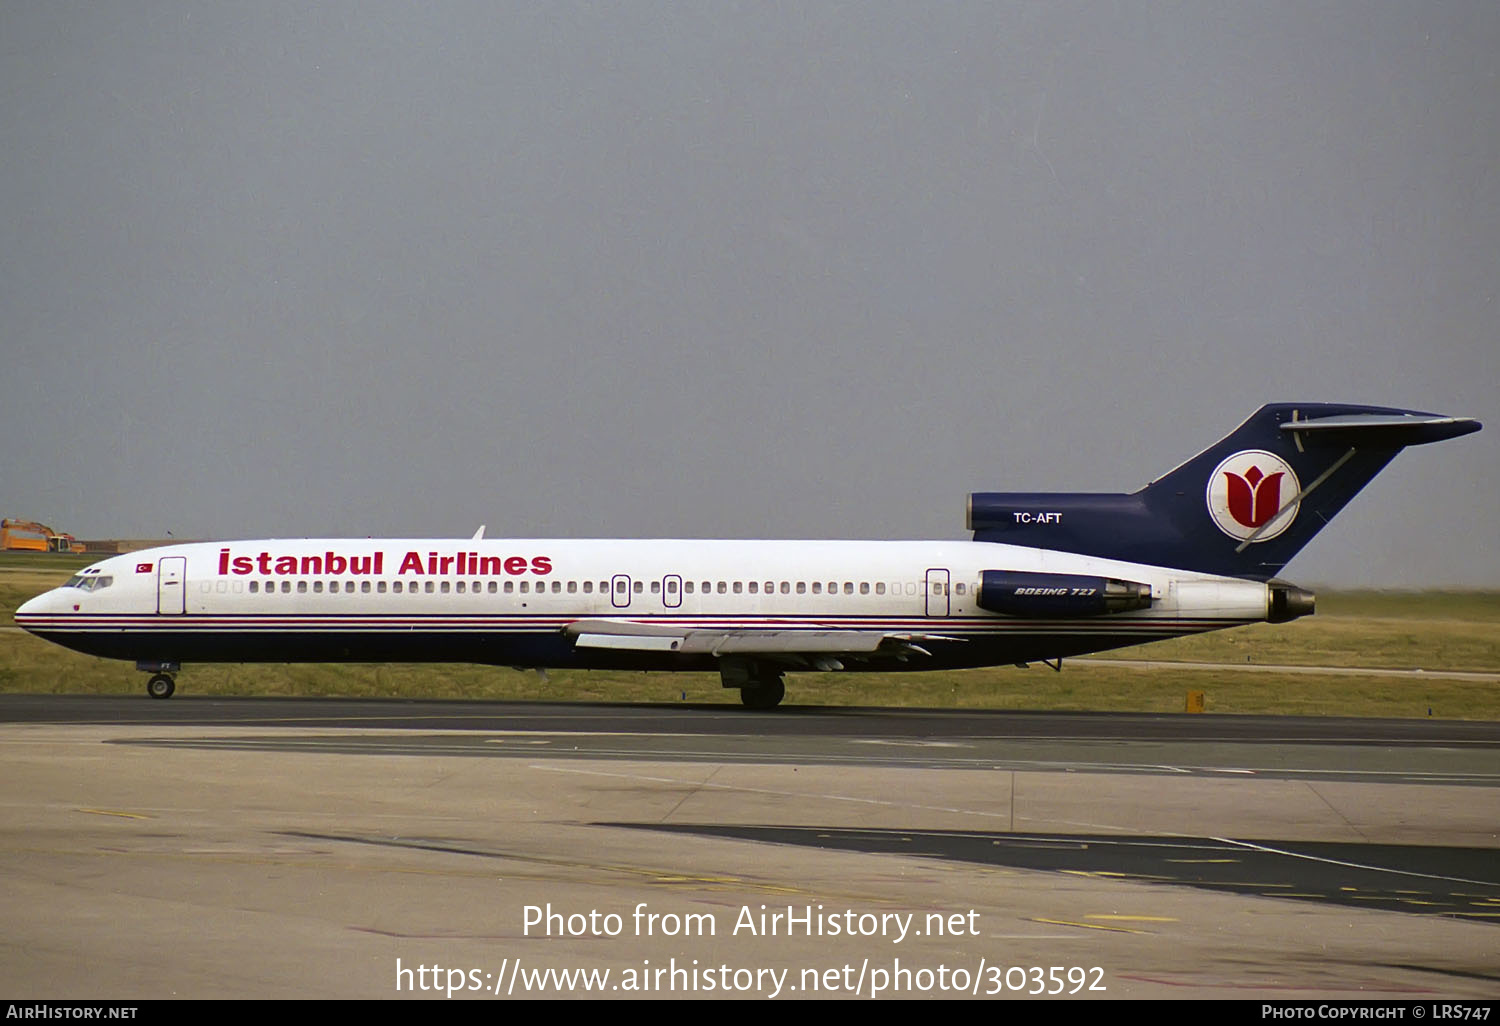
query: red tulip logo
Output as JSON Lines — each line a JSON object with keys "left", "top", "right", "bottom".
{"left": 1224, "top": 465, "right": 1284, "bottom": 529}
{"left": 1206, "top": 450, "right": 1301, "bottom": 542}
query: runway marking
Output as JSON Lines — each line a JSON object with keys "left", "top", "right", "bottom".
{"left": 850, "top": 740, "right": 971, "bottom": 749}
{"left": 1030, "top": 917, "right": 1148, "bottom": 934}
{"left": 1085, "top": 914, "right": 1178, "bottom": 922}
{"left": 278, "top": 830, "right": 820, "bottom": 895}
{"left": 1167, "top": 859, "right": 1240, "bottom": 864}
{"left": 1211, "top": 837, "right": 1500, "bottom": 888}
{"left": 75, "top": 807, "right": 152, "bottom": 819}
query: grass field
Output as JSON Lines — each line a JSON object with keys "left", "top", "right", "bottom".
{"left": 3, "top": 553, "right": 1497, "bottom": 717}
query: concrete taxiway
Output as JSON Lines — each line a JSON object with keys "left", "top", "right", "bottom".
{"left": 2, "top": 695, "right": 1497, "bottom": 999}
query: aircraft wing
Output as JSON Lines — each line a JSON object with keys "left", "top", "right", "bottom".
{"left": 563, "top": 618, "right": 955, "bottom": 662}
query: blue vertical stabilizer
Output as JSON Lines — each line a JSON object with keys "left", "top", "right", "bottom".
{"left": 968, "top": 404, "right": 1481, "bottom": 578}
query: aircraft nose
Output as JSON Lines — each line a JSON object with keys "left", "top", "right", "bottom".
{"left": 15, "top": 589, "right": 62, "bottom": 625}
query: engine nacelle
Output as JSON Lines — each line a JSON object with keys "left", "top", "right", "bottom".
{"left": 977, "top": 571, "right": 1154, "bottom": 618}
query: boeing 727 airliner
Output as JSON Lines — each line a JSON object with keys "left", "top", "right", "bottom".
{"left": 15, "top": 404, "right": 1480, "bottom": 707}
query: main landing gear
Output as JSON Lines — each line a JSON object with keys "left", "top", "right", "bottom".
{"left": 740, "top": 675, "right": 785, "bottom": 710}
{"left": 720, "top": 659, "right": 786, "bottom": 710}
{"left": 137, "top": 661, "right": 180, "bottom": 700}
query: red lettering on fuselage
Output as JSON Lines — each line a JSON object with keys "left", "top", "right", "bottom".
{"left": 217, "top": 549, "right": 551, "bottom": 576}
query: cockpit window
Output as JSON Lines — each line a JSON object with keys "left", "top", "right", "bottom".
{"left": 62, "top": 575, "right": 113, "bottom": 592}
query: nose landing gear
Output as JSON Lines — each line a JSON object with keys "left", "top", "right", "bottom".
{"left": 137, "top": 661, "right": 180, "bottom": 699}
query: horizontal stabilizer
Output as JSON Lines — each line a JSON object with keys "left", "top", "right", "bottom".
{"left": 1281, "top": 412, "right": 1481, "bottom": 446}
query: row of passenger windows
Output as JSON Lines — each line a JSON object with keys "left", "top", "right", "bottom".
{"left": 240, "top": 578, "right": 968, "bottom": 597}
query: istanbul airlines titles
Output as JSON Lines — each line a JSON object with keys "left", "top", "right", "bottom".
{"left": 213, "top": 548, "right": 553, "bottom": 579}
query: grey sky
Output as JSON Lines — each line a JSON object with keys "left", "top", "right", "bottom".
{"left": 2, "top": 2, "right": 1495, "bottom": 586}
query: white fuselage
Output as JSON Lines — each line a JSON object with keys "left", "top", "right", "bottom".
{"left": 16, "top": 537, "right": 1272, "bottom": 673}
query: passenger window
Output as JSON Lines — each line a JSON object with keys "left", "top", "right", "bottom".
{"left": 568, "top": 581, "right": 577, "bottom": 593}
{"left": 717, "top": 582, "right": 727, "bottom": 594}
{"left": 377, "top": 582, "right": 387, "bottom": 593}
{"left": 652, "top": 580, "right": 662, "bottom": 594}
{"left": 860, "top": 582, "right": 870, "bottom": 594}
{"left": 583, "top": 580, "right": 592, "bottom": 593}
{"left": 747, "top": 582, "right": 758, "bottom": 594}
{"left": 505, "top": 581, "right": 514, "bottom": 593}
{"left": 456, "top": 582, "right": 466, "bottom": 594}
{"left": 425, "top": 581, "right": 435, "bottom": 594}
{"left": 520, "top": 581, "right": 530, "bottom": 593}
{"left": 393, "top": 581, "right": 403, "bottom": 593}
{"left": 314, "top": 581, "right": 324, "bottom": 593}
{"left": 281, "top": 581, "right": 291, "bottom": 593}
{"left": 297, "top": 581, "right": 308, "bottom": 593}
{"left": 733, "top": 582, "right": 743, "bottom": 594}
{"left": 249, "top": 581, "right": 259, "bottom": 593}
{"left": 796, "top": 582, "right": 806, "bottom": 594}
{"left": 812, "top": 582, "right": 821, "bottom": 594}
{"left": 488, "top": 581, "right": 497, "bottom": 593}
{"left": 843, "top": 582, "right": 853, "bottom": 594}
{"left": 875, "top": 582, "right": 885, "bottom": 595}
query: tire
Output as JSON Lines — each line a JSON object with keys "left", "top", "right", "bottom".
{"left": 739, "top": 677, "right": 785, "bottom": 709}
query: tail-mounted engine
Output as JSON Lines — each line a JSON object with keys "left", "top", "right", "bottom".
{"left": 977, "top": 571, "right": 1154, "bottom": 618}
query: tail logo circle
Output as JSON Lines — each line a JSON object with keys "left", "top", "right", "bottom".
{"left": 1206, "top": 450, "right": 1300, "bottom": 542}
